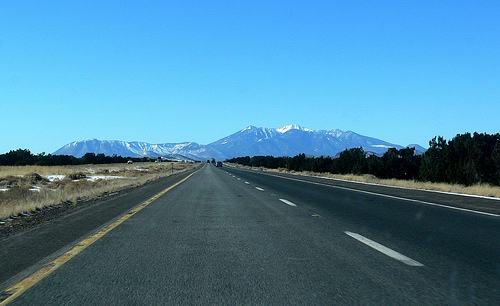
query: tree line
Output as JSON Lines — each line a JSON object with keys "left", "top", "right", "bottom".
{"left": 226, "top": 132, "right": 500, "bottom": 186}
{"left": 0, "top": 149, "right": 154, "bottom": 166}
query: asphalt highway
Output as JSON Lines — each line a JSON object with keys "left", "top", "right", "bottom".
{"left": 1, "top": 163, "right": 499, "bottom": 304}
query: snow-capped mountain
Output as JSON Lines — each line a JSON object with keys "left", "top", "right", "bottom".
{"left": 53, "top": 139, "right": 225, "bottom": 161}
{"left": 208, "top": 125, "right": 405, "bottom": 158}
{"left": 53, "top": 125, "right": 424, "bottom": 160}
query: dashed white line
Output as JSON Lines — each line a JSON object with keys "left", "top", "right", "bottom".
{"left": 255, "top": 187, "right": 265, "bottom": 191}
{"left": 279, "top": 199, "right": 297, "bottom": 207}
{"left": 237, "top": 178, "right": 241, "bottom": 180}
{"left": 244, "top": 182, "right": 250, "bottom": 185}
{"left": 254, "top": 172, "right": 500, "bottom": 218}
{"left": 345, "top": 231, "right": 424, "bottom": 267}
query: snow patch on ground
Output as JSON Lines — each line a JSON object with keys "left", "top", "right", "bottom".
{"left": 86, "top": 175, "right": 126, "bottom": 182}
{"left": 0, "top": 174, "right": 128, "bottom": 193}
{"left": 46, "top": 175, "right": 66, "bottom": 182}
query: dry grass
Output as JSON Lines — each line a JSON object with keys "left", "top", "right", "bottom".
{"left": 0, "top": 162, "right": 189, "bottom": 177}
{"left": 230, "top": 164, "right": 500, "bottom": 199}
{"left": 0, "top": 162, "right": 198, "bottom": 220}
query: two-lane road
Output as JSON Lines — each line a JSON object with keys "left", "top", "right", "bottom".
{"left": 2, "top": 163, "right": 499, "bottom": 304}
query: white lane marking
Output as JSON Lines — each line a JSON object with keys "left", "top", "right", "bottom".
{"left": 279, "top": 199, "right": 297, "bottom": 207}
{"left": 253, "top": 172, "right": 500, "bottom": 218}
{"left": 237, "top": 178, "right": 241, "bottom": 180}
{"left": 255, "top": 187, "right": 265, "bottom": 191}
{"left": 245, "top": 182, "right": 250, "bottom": 185}
{"left": 324, "top": 176, "right": 500, "bottom": 201}
{"left": 345, "top": 231, "right": 424, "bottom": 267}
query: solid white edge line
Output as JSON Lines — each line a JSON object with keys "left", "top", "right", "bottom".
{"left": 255, "top": 187, "right": 265, "bottom": 191}
{"left": 324, "top": 176, "right": 500, "bottom": 201}
{"left": 255, "top": 172, "right": 500, "bottom": 218}
{"left": 227, "top": 164, "right": 500, "bottom": 201}
{"left": 279, "top": 199, "right": 297, "bottom": 207}
{"left": 345, "top": 231, "right": 424, "bottom": 267}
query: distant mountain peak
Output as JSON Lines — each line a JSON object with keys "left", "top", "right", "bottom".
{"left": 241, "top": 125, "right": 257, "bottom": 132}
{"left": 242, "top": 124, "right": 312, "bottom": 134}
{"left": 54, "top": 125, "right": 425, "bottom": 160}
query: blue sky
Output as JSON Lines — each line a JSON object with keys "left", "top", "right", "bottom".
{"left": 1, "top": 1, "right": 499, "bottom": 154}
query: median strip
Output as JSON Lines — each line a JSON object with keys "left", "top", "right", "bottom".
{"left": 345, "top": 231, "right": 424, "bottom": 267}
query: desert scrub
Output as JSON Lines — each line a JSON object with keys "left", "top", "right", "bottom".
{"left": 0, "top": 186, "right": 45, "bottom": 218}
{"left": 67, "top": 172, "right": 87, "bottom": 180}
{"left": 24, "top": 173, "right": 47, "bottom": 184}
{"left": 0, "top": 165, "right": 69, "bottom": 177}
{"left": 0, "top": 173, "right": 47, "bottom": 190}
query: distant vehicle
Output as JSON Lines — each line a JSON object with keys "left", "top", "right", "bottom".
{"left": 216, "top": 161, "right": 223, "bottom": 167}
{"left": 127, "top": 160, "right": 133, "bottom": 164}
{"left": 207, "top": 160, "right": 210, "bottom": 163}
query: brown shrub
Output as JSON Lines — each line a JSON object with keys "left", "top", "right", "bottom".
{"left": 24, "top": 173, "right": 47, "bottom": 184}
{"left": 68, "top": 172, "right": 87, "bottom": 180}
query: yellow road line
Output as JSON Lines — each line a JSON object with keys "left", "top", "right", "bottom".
{"left": 0, "top": 168, "right": 200, "bottom": 305}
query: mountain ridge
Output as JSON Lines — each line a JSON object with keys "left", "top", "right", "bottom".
{"left": 53, "top": 125, "right": 426, "bottom": 160}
